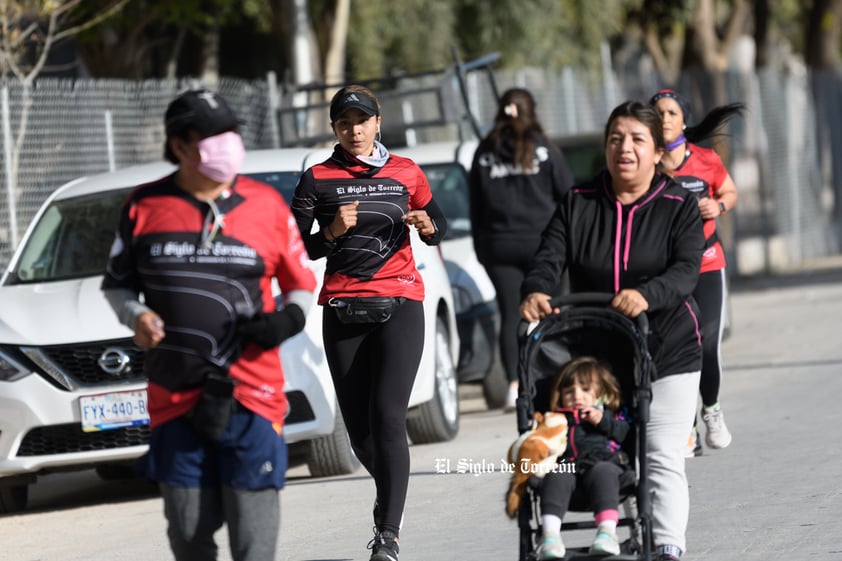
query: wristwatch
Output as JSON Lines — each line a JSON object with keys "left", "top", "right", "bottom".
{"left": 719, "top": 201, "right": 727, "bottom": 215}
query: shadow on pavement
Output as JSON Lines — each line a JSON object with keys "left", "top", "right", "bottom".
{"left": 731, "top": 258, "right": 842, "bottom": 293}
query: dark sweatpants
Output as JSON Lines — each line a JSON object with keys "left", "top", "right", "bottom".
{"left": 322, "top": 299, "right": 424, "bottom": 536}
{"left": 539, "top": 461, "right": 625, "bottom": 519}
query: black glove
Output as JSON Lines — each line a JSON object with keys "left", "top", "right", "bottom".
{"left": 237, "top": 304, "right": 306, "bottom": 349}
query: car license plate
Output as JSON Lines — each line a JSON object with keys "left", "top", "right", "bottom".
{"left": 80, "top": 389, "right": 150, "bottom": 432}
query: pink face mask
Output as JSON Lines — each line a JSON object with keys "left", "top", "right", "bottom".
{"left": 194, "top": 131, "right": 245, "bottom": 183}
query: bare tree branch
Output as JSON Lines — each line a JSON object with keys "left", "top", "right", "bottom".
{"left": 716, "top": 0, "right": 751, "bottom": 68}
{"left": 53, "top": 0, "right": 129, "bottom": 42}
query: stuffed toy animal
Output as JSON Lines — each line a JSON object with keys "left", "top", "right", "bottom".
{"left": 505, "top": 411, "right": 568, "bottom": 518}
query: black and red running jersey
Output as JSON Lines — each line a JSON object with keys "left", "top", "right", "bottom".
{"left": 671, "top": 144, "right": 729, "bottom": 273}
{"left": 293, "top": 147, "right": 435, "bottom": 304}
{"left": 102, "top": 174, "right": 316, "bottom": 429}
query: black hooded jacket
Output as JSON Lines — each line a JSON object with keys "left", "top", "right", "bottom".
{"left": 469, "top": 133, "right": 574, "bottom": 263}
{"left": 522, "top": 170, "right": 705, "bottom": 378}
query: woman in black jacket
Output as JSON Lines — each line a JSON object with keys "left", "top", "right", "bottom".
{"left": 469, "top": 88, "right": 574, "bottom": 410}
{"left": 520, "top": 101, "right": 704, "bottom": 561}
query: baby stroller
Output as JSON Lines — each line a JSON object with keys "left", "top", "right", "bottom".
{"left": 514, "top": 293, "right": 654, "bottom": 561}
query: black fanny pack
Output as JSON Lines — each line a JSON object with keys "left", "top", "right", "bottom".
{"left": 329, "top": 297, "right": 406, "bottom": 324}
{"left": 188, "top": 373, "right": 237, "bottom": 442}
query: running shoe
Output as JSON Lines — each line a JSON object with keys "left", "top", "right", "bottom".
{"left": 702, "top": 404, "right": 732, "bottom": 449}
{"left": 368, "top": 528, "right": 399, "bottom": 561}
{"left": 536, "top": 533, "right": 565, "bottom": 560}
{"left": 589, "top": 527, "right": 621, "bottom": 555}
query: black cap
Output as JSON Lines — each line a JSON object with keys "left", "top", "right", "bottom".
{"left": 164, "top": 89, "right": 240, "bottom": 138}
{"left": 329, "top": 90, "right": 380, "bottom": 122}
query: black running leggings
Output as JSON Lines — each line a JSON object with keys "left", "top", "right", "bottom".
{"left": 694, "top": 269, "right": 726, "bottom": 408}
{"left": 485, "top": 262, "right": 528, "bottom": 383}
{"left": 539, "top": 461, "right": 624, "bottom": 519}
{"left": 482, "top": 237, "right": 563, "bottom": 384}
{"left": 322, "top": 299, "right": 424, "bottom": 536}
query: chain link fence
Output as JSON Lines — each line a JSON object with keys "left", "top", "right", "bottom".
{"left": 1, "top": 59, "right": 840, "bottom": 277}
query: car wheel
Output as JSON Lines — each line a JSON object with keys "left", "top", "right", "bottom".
{"left": 0, "top": 484, "right": 28, "bottom": 513}
{"left": 481, "top": 353, "right": 508, "bottom": 409}
{"left": 307, "top": 405, "right": 360, "bottom": 477}
{"left": 406, "top": 316, "right": 460, "bottom": 444}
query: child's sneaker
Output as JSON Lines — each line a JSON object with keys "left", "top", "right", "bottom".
{"left": 536, "top": 532, "right": 565, "bottom": 560}
{"left": 685, "top": 427, "right": 702, "bottom": 458}
{"left": 368, "top": 528, "right": 399, "bottom": 561}
{"left": 702, "top": 404, "right": 732, "bottom": 449}
{"left": 589, "top": 526, "right": 620, "bottom": 555}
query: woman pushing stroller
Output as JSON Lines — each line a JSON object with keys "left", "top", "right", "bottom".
{"left": 520, "top": 101, "right": 704, "bottom": 561}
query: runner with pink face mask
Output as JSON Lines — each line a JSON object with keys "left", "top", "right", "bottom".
{"left": 102, "top": 89, "right": 316, "bottom": 561}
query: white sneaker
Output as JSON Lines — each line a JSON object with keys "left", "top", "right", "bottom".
{"left": 503, "top": 382, "right": 518, "bottom": 413}
{"left": 702, "top": 404, "right": 732, "bottom": 449}
{"left": 536, "top": 533, "right": 565, "bottom": 560}
{"left": 589, "top": 526, "right": 621, "bottom": 555}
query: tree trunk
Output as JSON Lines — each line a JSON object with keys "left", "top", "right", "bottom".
{"left": 683, "top": 0, "right": 751, "bottom": 71}
{"left": 200, "top": 25, "right": 220, "bottom": 88}
{"left": 753, "top": 0, "right": 770, "bottom": 67}
{"left": 323, "top": 0, "right": 350, "bottom": 88}
{"left": 806, "top": 0, "right": 842, "bottom": 68}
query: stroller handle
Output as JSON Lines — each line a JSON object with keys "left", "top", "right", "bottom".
{"left": 537, "top": 292, "right": 650, "bottom": 338}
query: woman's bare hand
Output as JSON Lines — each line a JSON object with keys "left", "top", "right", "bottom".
{"left": 330, "top": 200, "right": 359, "bottom": 237}
{"left": 610, "top": 289, "right": 649, "bottom": 318}
{"left": 133, "top": 311, "right": 165, "bottom": 349}
{"left": 403, "top": 210, "right": 436, "bottom": 237}
{"left": 520, "top": 292, "right": 555, "bottom": 322}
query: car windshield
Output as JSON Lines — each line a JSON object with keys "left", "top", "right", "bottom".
{"left": 244, "top": 171, "right": 301, "bottom": 204}
{"left": 417, "top": 163, "right": 470, "bottom": 239}
{"left": 553, "top": 134, "right": 605, "bottom": 184}
{"left": 10, "top": 188, "right": 132, "bottom": 284}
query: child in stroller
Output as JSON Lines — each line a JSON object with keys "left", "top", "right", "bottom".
{"left": 511, "top": 293, "right": 655, "bottom": 561}
{"left": 534, "top": 356, "right": 631, "bottom": 559}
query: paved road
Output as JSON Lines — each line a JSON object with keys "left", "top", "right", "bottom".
{"left": 2, "top": 269, "right": 841, "bottom": 561}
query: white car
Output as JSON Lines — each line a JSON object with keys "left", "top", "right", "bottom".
{"left": 0, "top": 148, "right": 460, "bottom": 512}
{"left": 394, "top": 141, "right": 507, "bottom": 408}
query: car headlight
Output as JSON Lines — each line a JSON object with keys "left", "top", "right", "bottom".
{"left": 0, "top": 349, "right": 31, "bottom": 382}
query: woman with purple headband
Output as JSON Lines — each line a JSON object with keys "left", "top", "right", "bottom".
{"left": 520, "top": 100, "right": 704, "bottom": 561}
{"left": 650, "top": 89, "right": 744, "bottom": 458}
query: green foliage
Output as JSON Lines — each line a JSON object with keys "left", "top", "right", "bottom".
{"left": 75, "top": 0, "right": 265, "bottom": 32}
{"left": 340, "top": 0, "right": 627, "bottom": 78}
{"left": 452, "top": 0, "right": 625, "bottom": 71}
{"left": 10, "top": 0, "right": 836, "bottom": 80}
{"left": 767, "top": 0, "right": 805, "bottom": 54}
{"left": 345, "top": 0, "right": 457, "bottom": 80}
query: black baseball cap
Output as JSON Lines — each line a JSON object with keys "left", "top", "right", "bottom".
{"left": 164, "top": 89, "right": 241, "bottom": 138}
{"left": 329, "top": 90, "right": 380, "bottom": 122}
